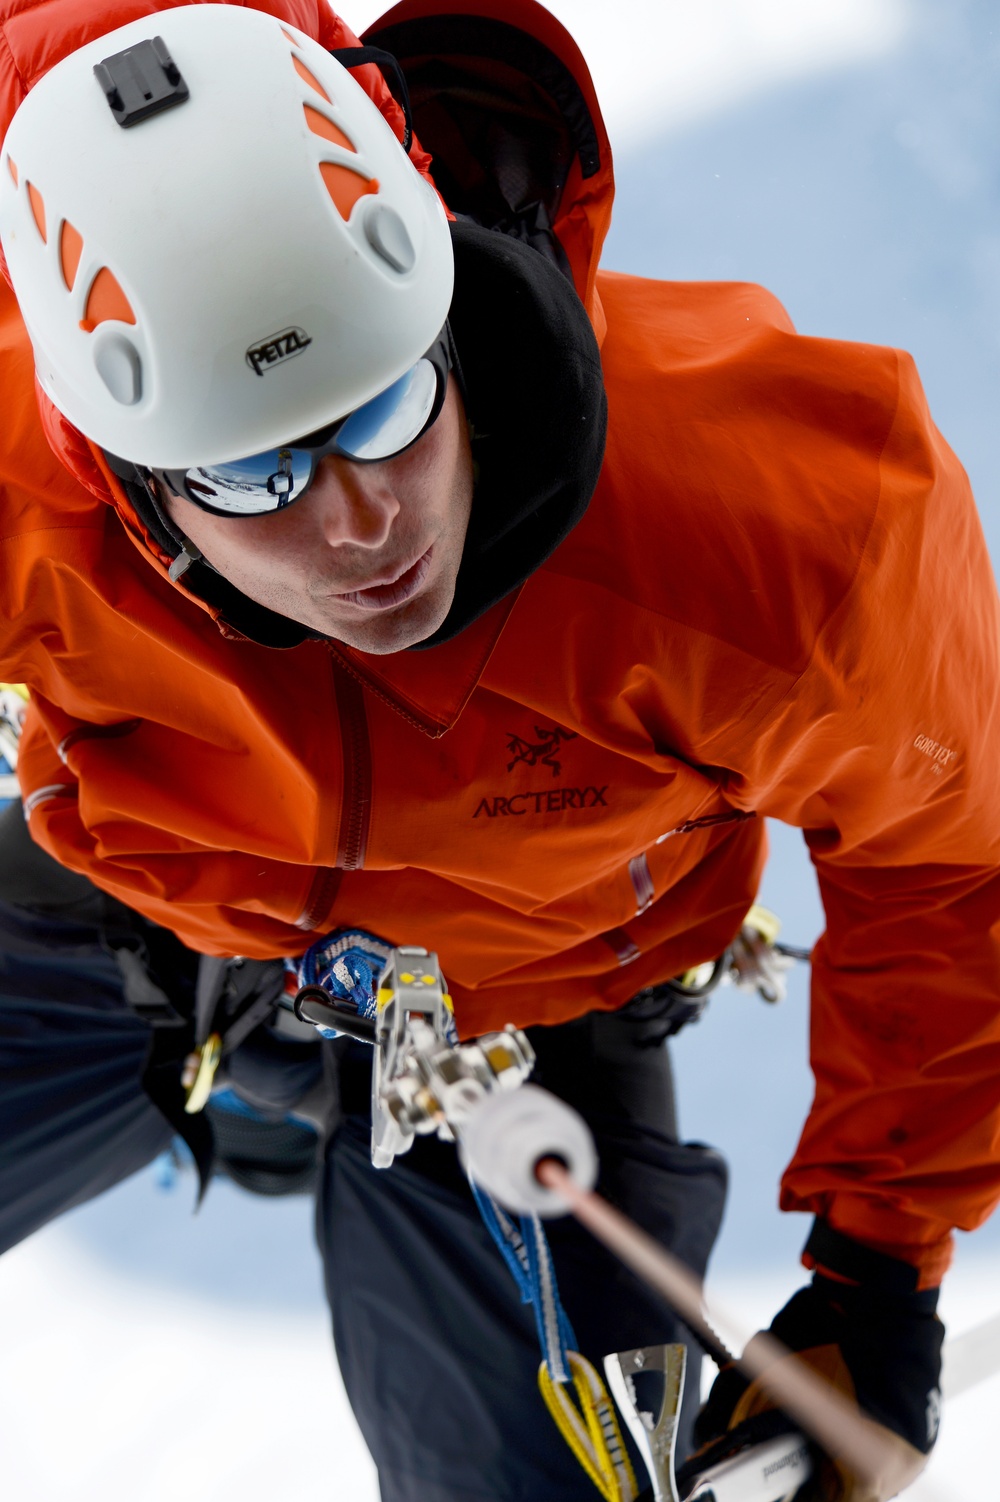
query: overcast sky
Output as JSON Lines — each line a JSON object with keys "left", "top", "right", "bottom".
{"left": 346, "top": 0, "right": 910, "bottom": 146}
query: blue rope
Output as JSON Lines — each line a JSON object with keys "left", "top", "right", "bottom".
{"left": 297, "top": 928, "right": 392, "bottom": 1018}
{"left": 293, "top": 930, "right": 459, "bottom": 1043}
{"left": 293, "top": 929, "right": 394, "bottom": 1037}
{"left": 471, "top": 1181, "right": 532, "bottom": 1295}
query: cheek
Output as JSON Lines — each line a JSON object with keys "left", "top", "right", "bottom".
{"left": 189, "top": 508, "right": 303, "bottom": 585}
{"left": 414, "top": 387, "right": 470, "bottom": 500}
{"left": 433, "top": 421, "right": 473, "bottom": 527}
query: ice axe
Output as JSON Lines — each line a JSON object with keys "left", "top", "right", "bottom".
{"left": 604, "top": 1335, "right": 812, "bottom": 1502}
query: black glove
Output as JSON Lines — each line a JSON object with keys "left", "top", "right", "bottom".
{"left": 679, "top": 1221, "right": 944, "bottom": 1501}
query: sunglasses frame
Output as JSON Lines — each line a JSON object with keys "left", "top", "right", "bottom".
{"left": 153, "top": 327, "right": 453, "bottom": 519}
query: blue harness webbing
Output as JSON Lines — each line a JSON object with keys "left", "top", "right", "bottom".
{"left": 470, "top": 1180, "right": 576, "bottom": 1383}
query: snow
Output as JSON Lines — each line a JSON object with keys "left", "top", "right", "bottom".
{"left": 0, "top": 1195, "right": 377, "bottom": 1502}
{"left": 1, "top": 1173, "right": 997, "bottom": 1500}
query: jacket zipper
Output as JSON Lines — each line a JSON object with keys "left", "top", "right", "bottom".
{"left": 657, "top": 808, "right": 756, "bottom": 842}
{"left": 604, "top": 808, "right": 757, "bottom": 964}
{"left": 295, "top": 867, "right": 343, "bottom": 932}
{"left": 634, "top": 810, "right": 756, "bottom": 914}
{"left": 57, "top": 718, "right": 142, "bottom": 763}
{"left": 333, "top": 663, "right": 372, "bottom": 871}
{"left": 288, "top": 665, "right": 376, "bottom": 934}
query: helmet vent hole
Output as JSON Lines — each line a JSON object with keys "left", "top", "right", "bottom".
{"left": 94, "top": 335, "right": 142, "bottom": 406}
{"left": 59, "top": 221, "right": 84, "bottom": 291}
{"left": 6, "top": 156, "right": 17, "bottom": 188}
{"left": 303, "top": 105, "right": 355, "bottom": 152}
{"left": 364, "top": 203, "right": 415, "bottom": 274}
{"left": 27, "top": 182, "right": 46, "bottom": 242}
{"left": 292, "top": 55, "right": 331, "bottom": 104}
{"left": 80, "top": 267, "right": 136, "bottom": 331}
{"left": 319, "top": 162, "right": 378, "bottom": 221}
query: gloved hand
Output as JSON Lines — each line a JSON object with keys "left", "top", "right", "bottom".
{"left": 679, "top": 1221, "right": 944, "bottom": 1502}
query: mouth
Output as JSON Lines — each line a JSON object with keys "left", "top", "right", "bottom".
{"left": 331, "top": 546, "right": 435, "bottom": 611}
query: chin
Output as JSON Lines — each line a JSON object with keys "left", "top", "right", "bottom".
{"left": 317, "top": 590, "right": 451, "bottom": 654}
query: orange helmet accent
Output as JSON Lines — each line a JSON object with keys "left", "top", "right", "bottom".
{"left": 319, "top": 162, "right": 379, "bottom": 220}
{"left": 5, "top": 156, "right": 16, "bottom": 188}
{"left": 27, "top": 181, "right": 46, "bottom": 241}
{"left": 292, "top": 55, "right": 331, "bottom": 103}
{"left": 80, "top": 266, "right": 135, "bottom": 331}
{"left": 59, "top": 220, "right": 83, "bottom": 291}
{"left": 303, "top": 104, "right": 355, "bottom": 152}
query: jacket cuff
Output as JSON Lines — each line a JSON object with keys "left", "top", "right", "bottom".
{"left": 782, "top": 1184, "right": 953, "bottom": 1289}
{"left": 802, "top": 1217, "right": 942, "bottom": 1297}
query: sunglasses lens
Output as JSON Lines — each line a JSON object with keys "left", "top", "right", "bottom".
{"left": 184, "top": 448, "right": 312, "bottom": 515}
{"left": 335, "top": 357, "right": 439, "bottom": 461}
{"left": 179, "top": 348, "right": 444, "bottom": 514}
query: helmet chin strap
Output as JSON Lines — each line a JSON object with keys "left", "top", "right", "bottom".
{"left": 144, "top": 472, "right": 216, "bottom": 583}
{"left": 166, "top": 537, "right": 208, "bottom": 583}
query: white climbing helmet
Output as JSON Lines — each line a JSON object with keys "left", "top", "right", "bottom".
{"left": 0, "top": 4, "right": 453, "bottom": 468}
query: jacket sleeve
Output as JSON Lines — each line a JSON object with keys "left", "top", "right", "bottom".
{"left": 739, "top": 352, "right": 1000, "bottom": 1288}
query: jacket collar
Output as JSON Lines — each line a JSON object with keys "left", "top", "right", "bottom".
{"left": 332, "top": 590, "right": 521, "bottom": 736}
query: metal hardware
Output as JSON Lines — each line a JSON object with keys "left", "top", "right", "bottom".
{"left": 371, "top": 946, "right": 535, "bottom": 1169}
{"left": 604, "top": 1343, "right": 687, "bottom": 1502}
{"left": 724, "top": 905, "right": 797, "bottom": 1005}
{"left": 293, "top": 983, "right": 378, "bottom": 1044}
{"left": 182, "top": 1031, "right": 222, "bottom": 1114}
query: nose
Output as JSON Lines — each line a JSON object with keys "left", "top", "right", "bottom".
{"left": 307, "top": 455, "right": 401, "bottom": 549}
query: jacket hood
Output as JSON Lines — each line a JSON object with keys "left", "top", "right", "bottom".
{"left": 364, "top": 0, "right": 615, "bottom": 334}
{"left": 1, "top": 0, "right": 615, "bottom": 646}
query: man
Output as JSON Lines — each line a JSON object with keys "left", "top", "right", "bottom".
{"left": 1, "top": 2, "right": 998, "bottom": 1499}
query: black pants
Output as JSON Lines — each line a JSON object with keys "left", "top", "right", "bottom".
{"left": 0, "top": 805, "right": 726, "bottom": 1500}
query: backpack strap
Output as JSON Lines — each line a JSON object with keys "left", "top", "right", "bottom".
{"left": 328, "top": 44, "right": 414, "bottom": 154}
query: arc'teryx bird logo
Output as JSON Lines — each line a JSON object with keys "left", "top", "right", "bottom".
{"left": 473, "top": 724, "right": 604, "bottom": 818}
{"left": 246, "top": 327, "right": 313, "bottom": 376}
{"left": 505, "top": 724, "right": 578, "bottom": 778}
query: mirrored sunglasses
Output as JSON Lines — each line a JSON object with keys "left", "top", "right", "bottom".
{"left": 154, "top": 329, "right": 452, "bottom": 517}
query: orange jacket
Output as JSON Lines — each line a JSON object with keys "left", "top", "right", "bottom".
{"left": 2, "top": 0, "right": 999, "bottom": 1288}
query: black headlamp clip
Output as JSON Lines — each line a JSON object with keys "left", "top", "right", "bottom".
{"left": 94, "top": 37, "right": 189, "bottom": 129}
